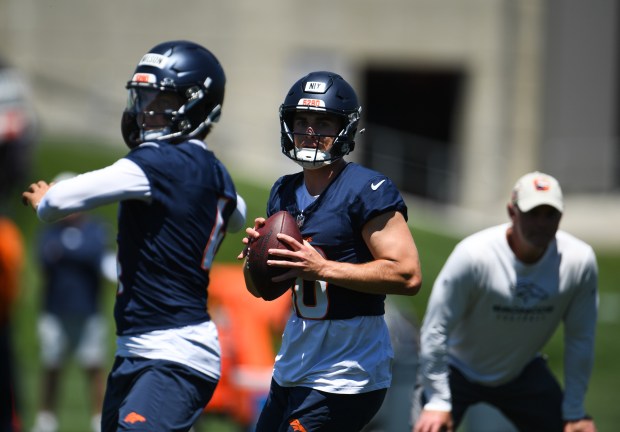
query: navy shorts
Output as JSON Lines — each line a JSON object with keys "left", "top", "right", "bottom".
{"left": 101, "top": 356, "right": 217, "bottom": 432}
{"left": 256, "top": 379, "right": 387, "bottom": 432}
{"left": 445, "top": 356, "right": 564, "bottom": 431}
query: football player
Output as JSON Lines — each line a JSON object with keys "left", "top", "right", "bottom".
{"left": 23, "top": 40, "right": 246, "bottom": 432}
{"left": 239, "top": 71, "right": 423, "bottom": 431}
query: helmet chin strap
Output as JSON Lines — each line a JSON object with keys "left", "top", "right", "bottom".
{"left": 185, "top": 104, "right": 222, "bottom": 139}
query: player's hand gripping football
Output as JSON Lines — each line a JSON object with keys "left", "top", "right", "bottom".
{"left": 22, "top": 180, "right": 52, "bottom": 211}
{"left": 266, "top": 232, "right": 324, "bottom": 282}
{"left": 237, "top": 215, "right": 325, "bottom": 282}
{"left": 564, "top": 417, "right": 597, "bottom": 432}
{"left": 237, "top": 216, "right": 266, "bottom": 260}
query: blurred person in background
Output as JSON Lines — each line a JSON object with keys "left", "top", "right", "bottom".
{"left": 362, "top": 298, "right": 419, "bottom": 432}
{"left": 0, "top": 56, "right": 37, "bottom": 201}
{"left": 0, "top": 215, "right": 25, "bottom": 432}
{"left": 31, "top": 173, "right": 114, "bottom": 432}
{"left": 0, "top": 54, "right": 38, "bottom": 432}
{"left": 413, "top": 172, "right": 598, "bottom": 432}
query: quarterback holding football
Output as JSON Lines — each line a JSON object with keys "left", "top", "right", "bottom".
{"left": 239, "top": 71, "right": 423, "bottom": 431}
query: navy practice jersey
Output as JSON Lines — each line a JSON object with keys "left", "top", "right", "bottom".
{"left": 116, "top": 140, "right": 238, "bottom": 335}
{"left": 267, "top": 162, "right": 407, "bottom": 320}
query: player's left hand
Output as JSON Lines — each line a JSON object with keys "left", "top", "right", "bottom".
{"left": 267, "top": 234, "right": 325, "bottom": 282}
{"left": 564, "top": 418, "right": 596, "bottom": 432}
{"left": 413, "top": 409, "right": 454, "bottom": 432}
{"left": 237, "top": 217, "right": 266, "bottom": 260}
{"left": 22, "top": 180, "right": 51, "bottom": 211}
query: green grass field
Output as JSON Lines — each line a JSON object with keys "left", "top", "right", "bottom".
{"left": 8, "top": 137, "right": 620, "bottom": 431}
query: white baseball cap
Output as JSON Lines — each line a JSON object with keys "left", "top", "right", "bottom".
{"left": 510, "top": 171, "right": 563, "bottom": 213}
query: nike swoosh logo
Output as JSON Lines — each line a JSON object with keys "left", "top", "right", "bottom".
{"left": 371, "top": 179, "right": 386, "bottom": 190}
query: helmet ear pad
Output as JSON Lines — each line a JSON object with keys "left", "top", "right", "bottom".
{"left": 338, "top": 139, "right": 355, "bottom": 156}
{"left": 121, "top": 111, "right": 141, "bottom": 149}
{"left": 281, "top": 136, "right": 295, "bottom": 153}
{"left": 280, "top": 109, "right": 296, "bottom": 153}
{"left": 335, "top": 116, "right": 358, "bottom": 156}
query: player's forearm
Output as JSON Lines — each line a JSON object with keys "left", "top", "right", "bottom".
{"left": 420, "top": 368, "right": 452, "bottom": 412}
{"left": 226, "top": 194, "right": 247, "bottom": 233}
{"left": 562, "top": 286, "right": 597, "bottom": 420}
{"left": 38, "top": 182, "right": 118, "bottom": 222}
{"left": 319, "top": 258, "right": 421, "bottom": 295}
{"left": 562, "top": 349, "right": 594, "bottom": 420}
{"left": 419, "top": 326, "right": 452, "bottom": 411}
{"left": 38, "top": 159, "right": 151, "bottom": 222}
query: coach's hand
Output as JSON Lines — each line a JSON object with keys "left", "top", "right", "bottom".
{"left": 564, "top": 417, "right": 596, "bottom": 432}
{"left": 413, "top": 409, "right": 453, "bottom": 432}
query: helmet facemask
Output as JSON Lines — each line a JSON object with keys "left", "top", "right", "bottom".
{"left": 122, "top": 84, "right": 221, "bottom": 148}
{"left": 126, "top": 87, "right": 183, "bottom": 142}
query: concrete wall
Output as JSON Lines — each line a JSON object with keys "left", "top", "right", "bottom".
{"left": 542, "top": 0, "right": 618, "bottom": 192}
{"left": 1, "top": 0, "right": 618, "bottom": 240}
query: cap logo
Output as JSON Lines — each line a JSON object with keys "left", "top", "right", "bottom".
{"left": 533, "top": 177, "right": 551, "bottom": 191}
{"left": 131, "top": 73, "right": 157, "bottom": 84}
{"left": 304, "top": 81, "right": 327, "bottom": 93}
{"left": 299, "top": 98, "right": 325, "bottom": 107}
{"left": 138, "top": 53, "right": 168, "bottom": 69}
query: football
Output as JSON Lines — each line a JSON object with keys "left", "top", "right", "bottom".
{"left": 246, "top": 211, "right": 303, "bottom": 301}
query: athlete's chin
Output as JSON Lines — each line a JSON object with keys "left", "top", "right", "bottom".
{"left": 525, "top": 234, "right": 555, "bottom": 249}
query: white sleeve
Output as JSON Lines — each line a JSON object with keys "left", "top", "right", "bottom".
{"left": 561, "top": 246, "right": 598, "bottom": 420}
{"left": 37, "top": 158, "right": 151, "bottom": 223}
{"left": 419, "top": 242, "right": 475, "bottom": 412}
{"left": 226, "top": 193, "right": 247, "bottom": 233}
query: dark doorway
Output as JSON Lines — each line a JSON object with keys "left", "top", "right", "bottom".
{"left": 361, "top": 67, "right": 464, "bottom": 202}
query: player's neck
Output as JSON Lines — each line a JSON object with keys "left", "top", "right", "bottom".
{"left": 506, "top": 227, "right": 546, "bottom": 264}
{"left": 303, "top": 159, "right": 346, "bottom": 196}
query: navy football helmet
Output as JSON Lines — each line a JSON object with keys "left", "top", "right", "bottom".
{"left": 280, "top": 71, "right": 361, "bottom": 169}
{"left": 121, "top": 40, "right": 225, "bottom": 148}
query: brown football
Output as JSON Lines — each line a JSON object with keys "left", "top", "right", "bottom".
{"left": 247, "top": 211, "right": 303, "bottom": 301}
